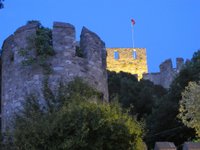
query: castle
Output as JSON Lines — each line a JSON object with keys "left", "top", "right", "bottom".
{"left": 1, "top": 22, "right": 108, "bottom": 132}
{"left": 0, "top": 21, "right": 185, "bottom": 133}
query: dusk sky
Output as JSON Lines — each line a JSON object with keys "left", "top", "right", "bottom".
{"left": 0, "top": 0, "right": 200, "bottom": 72}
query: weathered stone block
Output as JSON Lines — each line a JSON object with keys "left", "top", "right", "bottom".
{"left": 183, "top": 142, "right": 200, "bottom": 150}
{"left": 159, "top": 59, "right": 173, "bottom": 72}
{"left": 154, "top": 142, "right": 176, "bottom": 150}
{"left": 53, "top": 22, "right": 75, "bottom": 54}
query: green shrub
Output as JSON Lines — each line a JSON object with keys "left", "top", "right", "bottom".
{"left": 19, "top": 21, "right": 55, "bottom": 75}
{"left": 35, "top": 26, "right": 54, "bottom": 57}
{"left": 178, "top": 82, "right": 200, "bottom": 138}
{"left": 9, "top": 79, "right": 145, "bottom": 150}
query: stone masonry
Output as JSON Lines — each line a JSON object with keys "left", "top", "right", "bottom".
{"left": 1, "top": 22, "right": 108, "bottom": 132}
{"left": 106, "top": 48, "right": 148, "bottom": 80}
{"left": 143, "top": 58, "right": 184, "bottom": 88}
{"left": 154, "top": 142, "right": 176, "bottom": 150}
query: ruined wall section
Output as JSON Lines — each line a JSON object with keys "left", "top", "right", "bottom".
{"left": 1, "top": 23, "right": 42, "bottom": 131}
{"left": 106, "top": 48, "right": 148, "bottom": 80}
{"left": 1, "top": 22, "right": 108, "bottom": 132}
{"left": 143, "top": 58, "right": 184, "bottom": 88}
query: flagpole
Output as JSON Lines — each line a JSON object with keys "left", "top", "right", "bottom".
{"left": 131, "top": 24, "right": 134, "bottom": 49}
{"left": 131, "top": 19, "right": 135, "bottom": 51}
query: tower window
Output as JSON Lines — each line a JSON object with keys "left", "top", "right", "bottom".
{"left": 114, "top": 51, "right": 119, "bottom": 60}
{"left": 132, "top": 50, "right": 137, "bottom": 59}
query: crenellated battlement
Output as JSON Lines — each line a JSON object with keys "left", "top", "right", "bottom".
{"left": 143, "top": 58, "right": 185, "bottom": 88}
{"left": 106, "top": 48, "right": 148, "bottom": 80}
{"left": 1, "top": 21, "right": 108, "bottom": 132}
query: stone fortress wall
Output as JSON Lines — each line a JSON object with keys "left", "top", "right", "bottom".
{"left": 1, "top": 22, "right": 108, "bottom": 131}
{"left": 106, "top": 46, "right": 185, "bottom": 88}
{"left": 143, "top": 58, "right": 185, "bottom": 88}
{"left": 0, "top": 21, "right": 187, "bottom": 133}
{"left": 106, "top": 48, "right": 148, "bottom": 80}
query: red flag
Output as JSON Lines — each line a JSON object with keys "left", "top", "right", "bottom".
{"left": 131, "top": 19, "right": 135, "bottom": 26}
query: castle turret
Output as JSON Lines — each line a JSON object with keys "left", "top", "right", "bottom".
{"left": 1, "top": 21, "right": 108, "bottom": 133}
{"left": 106, "top": 48, "right": 148, "bottom": 80}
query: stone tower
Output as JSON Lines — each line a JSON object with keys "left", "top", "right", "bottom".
{"left": 1, "top": 22, "right": 108, "bottom": 132}
{"left": 106, "top": 48, "right": 148, "bottom": 79}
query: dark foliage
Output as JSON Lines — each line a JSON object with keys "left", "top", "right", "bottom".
{"left": 75, "top": 46, "right": 84, "bottom": 57}
{"left": 35, "top": 26, "right": 54, "bottom": 56}
{"left": 147, "top": 50, "right": 200, "bottom": 148}
{"left": 3, "top": 78, "right": 145, "bottom": 150}
{"left": 108, "top": 71, "right": 166, "bottom": 120}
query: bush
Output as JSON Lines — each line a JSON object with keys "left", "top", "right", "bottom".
{"left": 8, "top": 79, "right": 145, "bottom": 150}
{"left": 178, "top": 82, "right": 200, "bottom": 138}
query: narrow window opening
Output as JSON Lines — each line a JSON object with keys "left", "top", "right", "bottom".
{"left": 132, "top": 50, "right": 137, "bottom": 59}
{"left": 114, "top": 51, "right": 119, "bottom": 60}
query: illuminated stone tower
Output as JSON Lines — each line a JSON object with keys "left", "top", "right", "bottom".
{"left": 106, "top": 48, "right": 148, "bottom": 79}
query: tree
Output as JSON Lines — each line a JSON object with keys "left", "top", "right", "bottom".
{"left": 0, "top": 0, "right": 4, "bottom": 9}
{"left": 178, "top": 82, "right": 200, "bottom": 138}
{"left": 108, "top": 71, "right": 166, "bottom": 119}
{"left": 147, "top": 50, "right": 200, "bottom": 147}
{"left": 4, "top": 78, "right": 145, "bottom": 150}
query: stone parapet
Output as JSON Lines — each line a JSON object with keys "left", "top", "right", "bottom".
{"left": 143, "top": 58, "right": 184, "bottom": 88}
{"left": 106, "top": 48, "right": 148, "bottom": 80}
{"left": 154, "top": 142, "right": 176, "bottom": 150}
{"left": 53, "top": 22, "right": 76, "bottom": 54}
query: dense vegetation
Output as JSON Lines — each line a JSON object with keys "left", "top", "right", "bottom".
{"left": 108, "top": 50, "right": 200, "bottom": 149}
{"left": 2, "top": 78, "right": 145, "bottom": 150}
{"left": 147, "top": 50, "right": 200, "bottom": 148}
{"left": 108, "top": 71, "right": 167, "bottom": 120}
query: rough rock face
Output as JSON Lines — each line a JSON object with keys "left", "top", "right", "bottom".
{"left": 143, "top": 58, "right": 184, "bottom": 88}
{"left": 1, "top": 21, "right": 108, "bottom": 132}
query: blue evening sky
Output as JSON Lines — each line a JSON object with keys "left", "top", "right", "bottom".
{"left": 0, "top": 0, "right": 200, "bottom": 72}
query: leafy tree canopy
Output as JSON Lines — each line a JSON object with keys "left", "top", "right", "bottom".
{"left": 147, "top": 50, "right": 200, "bottom": 147}
{"left": 3, "top": 78, "right": 145, "bottom": 150}
{"left": 178, "top": 82, "right": 200, "bottom": 138}
{"left": 108, "top": 71, "right": 166, "bottom": 120}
